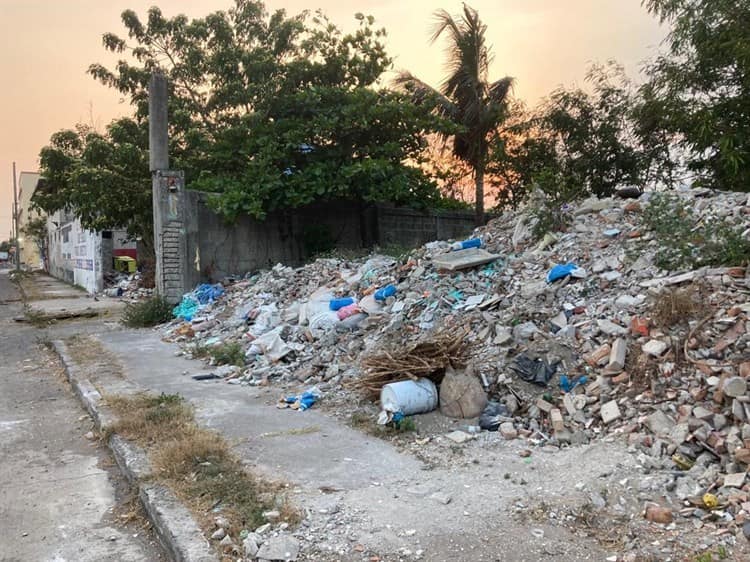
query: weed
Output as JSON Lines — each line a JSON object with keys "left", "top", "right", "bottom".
{"left": 195, "top": 342, "right": 245, "bottom": 366}
{"left": 531, "top": 202, "right": 573, "bottom": 241}
{"left": 651, "top": 286, "right": 704, "bottom": 327}
{"left": 640, "top": 192, "right": 750, "bottom": 270}
{"left": 107, "top": 391, "right": 295, "bottom": 534}
{"left": 108, "top": 392, "right": 193, "bottom": 445}
{"left": 375, "top": 243, "right": 414, "bottom": 260}
{"left": 349, "top": 411, "right": 417, "bottom": 437}
{"left": 23, "top": 305, "right": 50, "bottom": 327}
{"left": 394, "top": 417, "right": 416, "bottom": 432}
{"left": 121, "top": 296, "right": 173, "bottom": 328}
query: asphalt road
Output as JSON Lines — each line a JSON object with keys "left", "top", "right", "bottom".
{"left": 0, "top": 270, "right": 165, "bottom": 562}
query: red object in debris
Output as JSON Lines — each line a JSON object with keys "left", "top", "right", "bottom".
{"left": 630, "top": 316, "right": 650, "bottom": 337}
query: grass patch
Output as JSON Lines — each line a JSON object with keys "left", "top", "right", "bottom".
{"left": 194, "top": 342, "right": 245, "bottom": 366}
{"left": 23, "top": 305, "right": 51, "bottom": 327}
{"left": 121, "top": 296, "right": 173, "bottom": 328}
{"left": 107, "top": 392, "right": 295, "bottom": 534}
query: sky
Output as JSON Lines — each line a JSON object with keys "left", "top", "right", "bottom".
{"left": 0, "top": 0, "right": 666, "bottom": 239}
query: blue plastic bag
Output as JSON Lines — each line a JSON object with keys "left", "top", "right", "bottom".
{"left": 559, "top": 375, "right": 588, "bottom": 393}
{"left": 374, "top": 285, "right": 397, "bottom": 301}
{"left": 329, "top": 297, "right": 355, "bottom": 311}
{"left": 547, "top": 263, "right": 583, "bottom": 283}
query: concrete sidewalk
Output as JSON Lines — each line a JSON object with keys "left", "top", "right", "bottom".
{"left": 77, "top": 328, "right": 618, "bottom": 562}
{"left": 18, "top": 272, "right": 125, "bottom": 320}
{"left": 97, "top": 330, "right": 422, "bottom": 491}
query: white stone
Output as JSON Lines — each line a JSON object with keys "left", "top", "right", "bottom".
{"left": 642, "top": 339, "right": 668, "bottom": 357}
{"left": 430, "top": 492, "right": 452, "bottom": 505}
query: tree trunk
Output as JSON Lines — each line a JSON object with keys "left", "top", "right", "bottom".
{"left": 474, "top": 165, "right": 485, "bottom": 226}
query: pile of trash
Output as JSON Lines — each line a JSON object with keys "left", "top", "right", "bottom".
{"left": 163, "top": 186, "right": 750, "bottom": 537}
{"left": 103, "top": 271, "right": 153, "bottom": 300}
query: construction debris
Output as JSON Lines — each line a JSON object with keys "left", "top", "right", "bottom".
{"left": 161, "top": 187, "right": 750, "bottom": 549}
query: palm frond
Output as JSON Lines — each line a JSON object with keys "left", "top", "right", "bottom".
{"left": 488, "top": 76, "right": 514, "bottom": 105}
{"left": 393, "top": 71, "right": 457, "bottom": 120}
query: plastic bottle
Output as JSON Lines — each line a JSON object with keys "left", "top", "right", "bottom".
{"left": 329, "top": 297, "right": 355, "bottom": 311}
{"left": 449, "top": 237, "right": 482, "bottom": 251}
{"left": 374, "top": 285, "right": 397, "bottom": 301}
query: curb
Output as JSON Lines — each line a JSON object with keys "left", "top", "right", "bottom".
{"left": 52, "top": 340, "right": 218, "bottom": 562}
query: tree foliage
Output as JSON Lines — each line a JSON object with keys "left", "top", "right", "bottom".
{"left": 83, "top": 2, "right": 446, "bottom": 221}
{"left": 489, "top": 62, "right": 646, "bottom": 207}
{"left": 36, "top": 1, "right": 451, "bottom": 241}
{"left": 642, "top": 0, "right": 750, "bottom": 190}
{"left": 396, "top": 4, "right": 514, "bottom": 224}
{"left": 34, "top": 119, "right": 152, "bottom": 247}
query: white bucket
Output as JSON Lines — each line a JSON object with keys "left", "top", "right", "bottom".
{"left": 380, "top": 378, "right": 438, "bottom": 415}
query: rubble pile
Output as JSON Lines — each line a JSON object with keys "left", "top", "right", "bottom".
{"left": 163, "top": 187, "right": 750, "bottom": 540}
{"left": 103, "top": 270, "right": 154, "bottom": 300}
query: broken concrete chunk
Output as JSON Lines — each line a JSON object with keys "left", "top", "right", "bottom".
{"left": 646, "top": 410, "right": 675, "bottom": 436}
{"left": 722, "top": 472, "right": 747, "bottom": 488}
{"left": 494, "top": 327, "right": 513, "bottom": 346}
{"left": 563, "top": 393, "right": 578, "bottom": 416}
{"left": 597, "top": 319, "right": 628, "bottom": 336}
{"left": 432, "top": 248, "right": 500, "bottom": 271}
{"left": 445, "top": 430, "right": 473, "bottom": 444}
{"left": 607, "top": 338, "right": 627, "bottom": 373}
{"left": 642, "top": 339, "right": 668, "bottom": 357}
{"left": 723, "top": 376, "right": 747, "bottom": 398}
{"left": 536, "top": 398, "right": 554, "bottom": 413}
{"left": 693, "top": 406, "right": 713, "bottom": 420}
{"left": 256, "top": 535, "right": 300, "bottom": 561}
{"left": 601, "top": 400, "right": 622, "bottom": 424}
{"left": 499, "top": 422, "right": 518, "bottom": 440}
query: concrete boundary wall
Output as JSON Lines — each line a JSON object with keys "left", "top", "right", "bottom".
{"left": 182, "top": 192, "right": 477, "bottom": 286}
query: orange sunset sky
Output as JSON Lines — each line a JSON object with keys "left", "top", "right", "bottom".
{"left": 0, "top": 0, "right": 666, "bottom": 239}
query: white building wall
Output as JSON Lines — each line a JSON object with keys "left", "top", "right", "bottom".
{"left": 47, "top": 212, "right": 104, "bottom": 293}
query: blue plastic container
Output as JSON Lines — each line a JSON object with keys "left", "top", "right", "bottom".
{"left": 450, "top": 237, "right": 482, "bottom": 251}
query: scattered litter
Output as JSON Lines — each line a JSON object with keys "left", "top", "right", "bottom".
{"left": 510, "top": 354, "right": 558, "bottom": 386}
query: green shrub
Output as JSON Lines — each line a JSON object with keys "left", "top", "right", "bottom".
{"left": 640, "top": 192, "right": 750, "bottom": 270}
{"left": 121, "top": 296, "right": 173, "bottom": 327}
{"left": 195, "top": 342, "right": 245, "bottom": 366}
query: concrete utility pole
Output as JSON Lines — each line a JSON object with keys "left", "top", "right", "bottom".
{"left": 12, "top": 162, "right": 20, "bottom": 270}
{"left": 149, "top": 72, "right": 169, "bottom": 172}
{"left": 150, "top": 71, "right": 187, "bottom": 303}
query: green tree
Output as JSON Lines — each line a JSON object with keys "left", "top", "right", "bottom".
{"left": 643, "top": 0, "right": 750, "bottom": 190}
{"left": 395, "top": 4, "right": 514, "bottom": 225}
{"left": 81, "top": 2, "right": 446, "bottom": 222}
{"left": 34, "top": 118, "right": 153, "bottom": 249}
{"left": 491, "top": 62, "right": 643, "bottom": 204}
{"left": 195, "top": 86, "right": 446, "bottom": 221}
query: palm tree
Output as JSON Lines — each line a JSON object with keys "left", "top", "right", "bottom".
{"left": 396, "top": 3, "right": 513, "bottom": 225}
